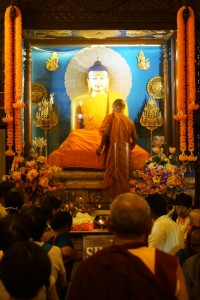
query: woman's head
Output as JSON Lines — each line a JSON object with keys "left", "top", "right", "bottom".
{"left": 0, "top": 241, "right": 51, "bottom": 300}
{"left": 40, "top": 195, "right": 62, "bottom": 220}
{"left": 5, "top": 187, "right": 24, "bottom": 214}
{"left": 51, "top": 210, "right": 73, "bottom": 231}
{"left": 20, "top": 206, "right": 47, "bottom": 241}
{"left": 0, "top": 214, "right": 31, "bottom": 252}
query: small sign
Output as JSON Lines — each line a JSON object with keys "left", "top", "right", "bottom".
{"left": 83, "top": 235, "right": 113, "bottom": 260}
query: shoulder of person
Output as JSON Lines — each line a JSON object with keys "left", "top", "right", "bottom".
{"left": 184, "top": 252, "right": 200, "bottom": 267}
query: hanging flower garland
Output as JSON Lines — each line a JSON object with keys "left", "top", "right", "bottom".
{"left": 14, "top": 7, "right": 25, "bottom": 159}
{"left": 3, "top": 6, "right": 15, "bottom": 156}
{"left": 174, "top": 6, "right": 199, "bottom": 162}
{"left": 3, "top": 5, "right": 24, "bottom": 160}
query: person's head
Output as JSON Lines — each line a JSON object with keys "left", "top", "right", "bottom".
{"left": 145, "top": 193, "right": 166, "bottom": 219}
{"left": 40, "top": 195, "right": 62, "bottom": 221}
{"left": 4, "top": 186, "right": 24, "bottom": 214}
{"left": 87, "top": 60, "right": 109, "bottom": 94}
{"left": 0, "top": 181, "right": 15, "bottom": 205}
{"left": 20, "top": 206, "right": 47, "bottom": 241}
{"left": 189, "top": 209, "right": 200, "bottom": 227}
{"left": 175, "top": 193, "right": 192, "bottom": 218}
{"left": 110, "top": 193, "right": 151, "bottom": 239}
{"left": 51, "top": 210, "right": 73, "bottom": 232}
{"left": 0, "top": 241, "right": 51, "bottom": 300}
{"left": 0, "top": 214, "right": 31, "bottom": 252}
{"left": 112, "top": 98, "right": 126, "bottom": 113}
{"left": 187, "top": 226, "right": 200, "bottom": 255}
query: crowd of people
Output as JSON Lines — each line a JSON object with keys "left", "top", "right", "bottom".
{"left": 0, "top": 177, "right": 200, "bottom": 299}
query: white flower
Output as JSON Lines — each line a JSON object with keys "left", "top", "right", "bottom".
{"left": 165, "top": 163, "right": 177, "bottom": 173}
{"left": 152, "top": 147, "right": 160, "bottom": 154}
{"left": 164, "top": 158, "right": 170, "bottom": 163}
{"left": 160, "top": 153, "right": 166, "bottom": 160}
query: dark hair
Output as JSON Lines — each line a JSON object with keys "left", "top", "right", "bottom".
{"left": 0, "top": 214, "right": 31, "bottom": 251}
{"left": 0, "top": 181, "right": 15, "bottom": 202}
{"left": 20, "top": 206, "right": 47, "bottom": 241}
{"left": 40, "top": 195, "right": 62, "bottom": 220}
{"left": 5, "top": 187, "right": 24, "bottom": 214}
{"left": 187, "top": 226, "right": 200, "bottom": 249}
{"left": 51, "top": 210, "right": 72, "bottom": 230}
{"left": 0, "top": 241, "right": 51, "bottom": 300}
{"left": 145, "top": 193, "right": 166, "bottom": 217}
{"left": 175, "top": 193, "right": 193, "bottom": 208}
{"left": 87, "top": 60, "right": 108, "bottom": 74}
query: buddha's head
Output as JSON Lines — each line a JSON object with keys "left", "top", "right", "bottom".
{"left": 87, "top": 60, "right": 109, "bottom": 95}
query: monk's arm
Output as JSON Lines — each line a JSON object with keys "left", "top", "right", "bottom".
{"left": 96, "top": 132, "right": 109, "bottom": 156}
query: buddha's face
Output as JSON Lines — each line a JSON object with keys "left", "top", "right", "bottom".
{"left": 87, "top": 71, "right": 109, "bottom": 93}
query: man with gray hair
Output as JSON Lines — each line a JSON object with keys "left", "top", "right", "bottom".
{"left": 67, "top": 193, "right": 188, "bottom": 300}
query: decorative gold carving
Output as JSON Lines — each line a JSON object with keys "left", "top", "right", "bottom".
{"left": 34, "top": 93, "right": 58, "bottom": 131}
{"left": 45, "top": 52, "right": 59, "bottom": 71}
{"left": 54, "top": 170, "right": 105, "bottom": 181}
{"left": 140, "top": 95, "right": 163, "bottom": 153}
{"left": 32, "top": 83, "right": 48, "bottom": 105}
{"left": 147, "top": 76, "right": 164, "bottom": 99}
{"left": 140, "top": 95, "right": 163, "bottom": 131}
{"left": 76, "top": 30, "right": 120, "bottom": 39}
{"left": 137, "top": 50, "right": 150, "bottom": 70}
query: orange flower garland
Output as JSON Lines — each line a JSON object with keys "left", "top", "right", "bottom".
{"left": 3, "top": 6, "right": 14, "bottom": 155}
{"left": 3, "top": 5, "right": 24, "bottom": 158}
{"left": 14, "top": 6, "right": 24, "bottom": 156}
{"left": 175, "top": 6, "right": 198, "bottom": 162}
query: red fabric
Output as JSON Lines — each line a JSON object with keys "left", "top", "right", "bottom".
{"left": 67, "top": 244, "right": 178, "bottom": 300}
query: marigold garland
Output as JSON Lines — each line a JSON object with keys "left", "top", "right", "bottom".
{"left": 3, "top": 6, "right": 14, "bottom": 152}
{"left": 3, "top": 5, "right": 24, "bottom": 158}
{"left": 175, "top": 6, "right": 199, "bottom": 162}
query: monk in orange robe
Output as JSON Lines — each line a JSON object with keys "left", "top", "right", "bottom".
{"left": 96, "top": 99, "right": 137, "bottom": 199}
{"left": 48, "top": 60, "right": 150, "bottom": 169}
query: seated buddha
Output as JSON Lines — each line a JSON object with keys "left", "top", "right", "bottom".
{"left": 48, "top": 60, "right": 150, "bottom": 169}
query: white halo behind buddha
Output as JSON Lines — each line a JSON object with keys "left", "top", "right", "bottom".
{"left": 65, "top": 46, "right": 132, "bottom": 101}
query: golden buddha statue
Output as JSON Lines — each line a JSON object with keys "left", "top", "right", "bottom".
{"left": 48, "top": 60, "right": 150, "bottom": 169}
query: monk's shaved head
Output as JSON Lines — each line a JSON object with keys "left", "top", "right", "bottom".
{"left": 110, "top": 193, "right": 151, "bottom": 237}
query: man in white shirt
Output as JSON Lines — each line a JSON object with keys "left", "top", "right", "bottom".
{"left": 146, "top": 194, "right": 184, "bottom": 255}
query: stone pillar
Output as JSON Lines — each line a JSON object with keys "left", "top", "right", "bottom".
{"left": 23, "top": 40, "right": 32, "bottom": 159}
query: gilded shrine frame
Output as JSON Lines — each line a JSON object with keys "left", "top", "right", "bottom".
{"left": 23, "top": 30, "right": 177, "bottom": 160}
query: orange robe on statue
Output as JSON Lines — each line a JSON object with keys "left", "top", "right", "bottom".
{"left": 48, "top": 92, "right": 150, "bottom": 169}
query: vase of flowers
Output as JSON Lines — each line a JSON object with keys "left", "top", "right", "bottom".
{"left": 129, "top": 136, "right": 187, "bottom": 198}
{"left": 2, "top": 155, "right": 65, "bottom": 203}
